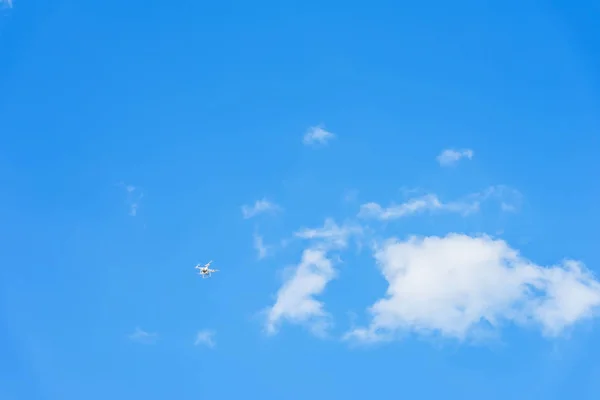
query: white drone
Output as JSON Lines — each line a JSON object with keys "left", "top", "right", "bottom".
{"left": 195, "top": 260, "right": 219, "bottom": 279}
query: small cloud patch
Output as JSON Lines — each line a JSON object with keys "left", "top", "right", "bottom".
{"left": 128, "top": 327, "right": 158, "bottom": 344}
{"left": 437, "top": 148, "right": 474, "bottom": 167}
{"left": 303, "top": 125, "right": 335, "bottom": 146}
{"left": 241, "top": 198, "right": 281, "bottom": 219}
{"left": 194, "top": 330, "right": 216, "bottom": 348}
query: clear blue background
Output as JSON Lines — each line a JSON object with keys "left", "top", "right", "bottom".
{"left": 1, "top": 0, "right": 599, "bottom": 399}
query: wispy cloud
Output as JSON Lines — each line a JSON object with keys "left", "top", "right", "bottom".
{"left": 478, "top": 185, "right": 523, "bottom": 212}
{"left": 303, "top": 125, "right": 335, "bottom": 146}
{"left": 254, "top": 233, "right": 269, "bottom": 259}
{"left": 241, "top": 198, "right": 281, "bottom": 219}
{"left": 358, "top": 194, "right": 471, "bottom": 220}
{"left": 344, "top": 234, "right": 600, "bottom": 344}
{"left": 294, "top": 218, "right": 362, "bottom": 250}
{"left": 343, "top": 189, "right": 359, "bottom": 203}
{"left": 1, "top": 0, "right": 12, "bottom": 8}
{"left": 358, "top": 185, "right": 521, "bottom": 220}
{"left": 501, "top": 202, "right": 518, "bottom": 212}
{"left": 128, "top": 327, "right": 158, "bottom": 344}
{"left": 194, "top": 330, "right": 216, "bottom": 348}
{"left": 118, "top": 182, "right": 143, "bottom": 216}
{"left": 436, "top": 148, "right": 474, "bottom": 167}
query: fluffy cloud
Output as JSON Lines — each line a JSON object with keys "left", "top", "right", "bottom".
{"left": 303, "top": 125, "right": 335, "bottom": 146}
{"left": 241, "top": 198, "right": 281, "bottom": 219}
{"left": 437, "top": 148, "right": 474, "bottom": 166}
{"left": 265, "top": 248, "right": 336, "bottom": 336}
{"left": 128, "top": 327, "right": 158, "bottom": 344}
{"left": 345, "top": 234, "right": 600, "bottom": 343}
{"left": 358, "top": 186, "right": 519, "bottom": 220}
{"left": 264, "top": 219, "right": 361, "bottom": 335}
{"left": 194, "top": 330, "right": 216, "bottom": 348}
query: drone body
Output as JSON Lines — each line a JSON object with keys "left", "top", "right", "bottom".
{"left": 195, "top": 260, "right": 219, "bottom": 278}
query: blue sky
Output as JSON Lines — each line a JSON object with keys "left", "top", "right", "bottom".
{"left": 1, "top": 0, "right": 599, "bottom": 399}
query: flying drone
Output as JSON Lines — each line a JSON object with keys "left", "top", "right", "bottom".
{"left": 194, "top": 260, "right": 219, "bottom": 279}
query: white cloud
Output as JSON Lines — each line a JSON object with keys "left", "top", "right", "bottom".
{"left": 128, "top": 327, "right": 158, "bottom": 344}
{"left": 254, "top": 233, "right": 269, "bottom": 259}
{"left": 241, "top": 198, "right": 281, "bottom": 219}
{"left": 264, "top": 218, "right": 361, "bottom": 335}
{"left": 303, "top": 125, "right": 335, "bottom": 146}
{"left": 358, "top": 186, "right": 521, "bottom": 221}
{"left": 265, "top": 248, "right": 336, "bottom": 336}
{"left": 194, "top": 330, "right": 216, "bottom": 348}
{"left": 344, "top": 234, "right": 600, "bottom": 343}
{"left": 437, "top": 148, "right": 474, "bottom": 166}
